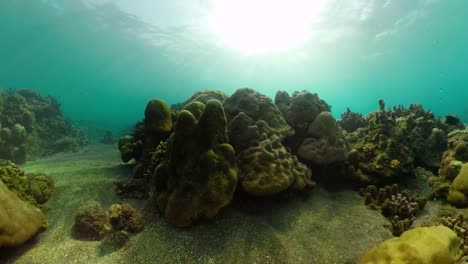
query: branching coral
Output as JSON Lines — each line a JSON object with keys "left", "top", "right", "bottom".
{"left": 441, "top": 214, "right": 468, "bottom": 256}
{"left": 360, "top": 184, "right": 426, "bottom": 236}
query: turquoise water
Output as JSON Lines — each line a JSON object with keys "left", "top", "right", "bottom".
{"left": 1, "top": 0, "right": 467, "bottom": 132}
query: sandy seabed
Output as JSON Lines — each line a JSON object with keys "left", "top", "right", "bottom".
{"left": 3, "top": 145, "right": 395, "bottom": 264}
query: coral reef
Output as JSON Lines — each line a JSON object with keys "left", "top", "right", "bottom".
{"left": 360, "top": 184, "right": 426, "bottom": 236}
{"left": 118, "top": 100, "right": 172, "bottom": 179}
{"left": 100, "top": 131, "right": 116, "bottom": 145}
{"left": 0, "top": 89, "right": 87, "bottom": 163}
{"left": 346, "top": 101, "right": 461, "bottom": 184}
{"left": 338, "top": 108, "right": 366, "bottom": 133}
{"left": 0, "top": 162, "right": 54, "bottom": 208}
{"left": 108, "top": 203, "right": 144, "bottom": 233}
{"left": 151, "top": 100, "right": 238, "bottom": 227}
{"left": 0, "top": 181, "right": 46, "bottom": 247}
{"left": 74, "top": 201, "right": 110, "bottom": 240}
{"left": 441, "top": 214, "right": 468, "bottom": 256}
{"left": 359, "top": 226, "right": 462, "bottom": 264}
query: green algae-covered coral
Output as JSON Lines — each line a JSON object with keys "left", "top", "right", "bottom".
{"left": 151, "top": 100, "right": 238, "bottom": 227}
{"left": 239, "top": 135, "right": 312, "bottom": 196}
{"left": 74, "top": 200, "right": 110, "bottom": 240}
{"left": 108, "top": 203, "right": 144, "bottom": 233}
{"left": 144, "top": 99, "right": 172, "bottom": 135}
{"left": 0, "top": 162, "right": 54, "bottom": 208}
{"left": 447, "top": 164, "right": 468, "bottom": 207}
{"left": 275, "top": 91, "right": 346, "bottom": 167}
{"left": 224, "top": 88, "right": 293, "bottom": 138}
{"left": 275, "top": 90, "right": 331, "bottom": 137}
{"left": 346, "top": 102, "right": 460, "bottom": 185}
{"left": 225, "top": 89, "right": 314, "bottom": 196}
{"left": 440, "top": 130, "right": 468, "bottom": 180}
{"left": 0, "top": 181, "right": 46, "bottom": 247}
{"left": 118, "top": 99, "right": 172, "bottom": 179}
{"left": 360, "top": 226, "right": 461, "bottom": 264}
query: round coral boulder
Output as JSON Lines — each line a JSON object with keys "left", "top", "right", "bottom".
{"left": 74, "top": 201, "right": 110, "bottom": 240}
{"left": 108, "top": 203, "right": 144, "bottom": 233}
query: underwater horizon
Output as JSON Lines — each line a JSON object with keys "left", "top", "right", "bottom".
{"left": 2, "top": 1, "right": 468, "bottom": 263}
{"left": 1, "top": 0, "right": 467, "bottom": 135}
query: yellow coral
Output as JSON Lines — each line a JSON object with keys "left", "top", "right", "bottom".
{"left": 360, "top": 226, "right": 461, "bottom": 264}
{"left": 389, "top": 159, "right": 400, "bottom": 169}
{"left": 363, "top": 143, "right": 374, "bottom": 152}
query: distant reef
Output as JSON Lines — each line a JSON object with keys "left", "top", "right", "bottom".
{"left": 118, "top": 88, "right": 467, "bottom": 232}
{"left": 0, "top": 89, "right": 88, "bottom": 163}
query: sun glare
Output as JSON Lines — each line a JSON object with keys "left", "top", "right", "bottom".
{"left": 209, "top": 0, "right": 324, "bottom": 54}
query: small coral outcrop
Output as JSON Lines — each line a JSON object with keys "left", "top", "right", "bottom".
{"left": 447, "top": 164, "right": 468, "bottom": 207}
{"left": 74, "top": 201, "right": 110, "bottom": 240}
{"left": 108, "top": 203, "right": 144, "bottom": 233}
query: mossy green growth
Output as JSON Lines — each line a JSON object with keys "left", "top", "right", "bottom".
{"left": 0, "top": 162, "right": 54, "bottom": 208}
{"left": 152, "top": 100, "right": 238, "bottom": 227}
{"left": 307, "top": 111, "right": 337, "bottom": 142}
{"left": 360, "top": 226, "right": 461, "bottom": 264}
{"left": 183, "top": 90, "right": 228, "bottom": 106}
{"left": 182, "top": 101, "right": 205, "bottom": 120}
{"left": 144, "top": 99, "right": 172, "bottom": 134}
